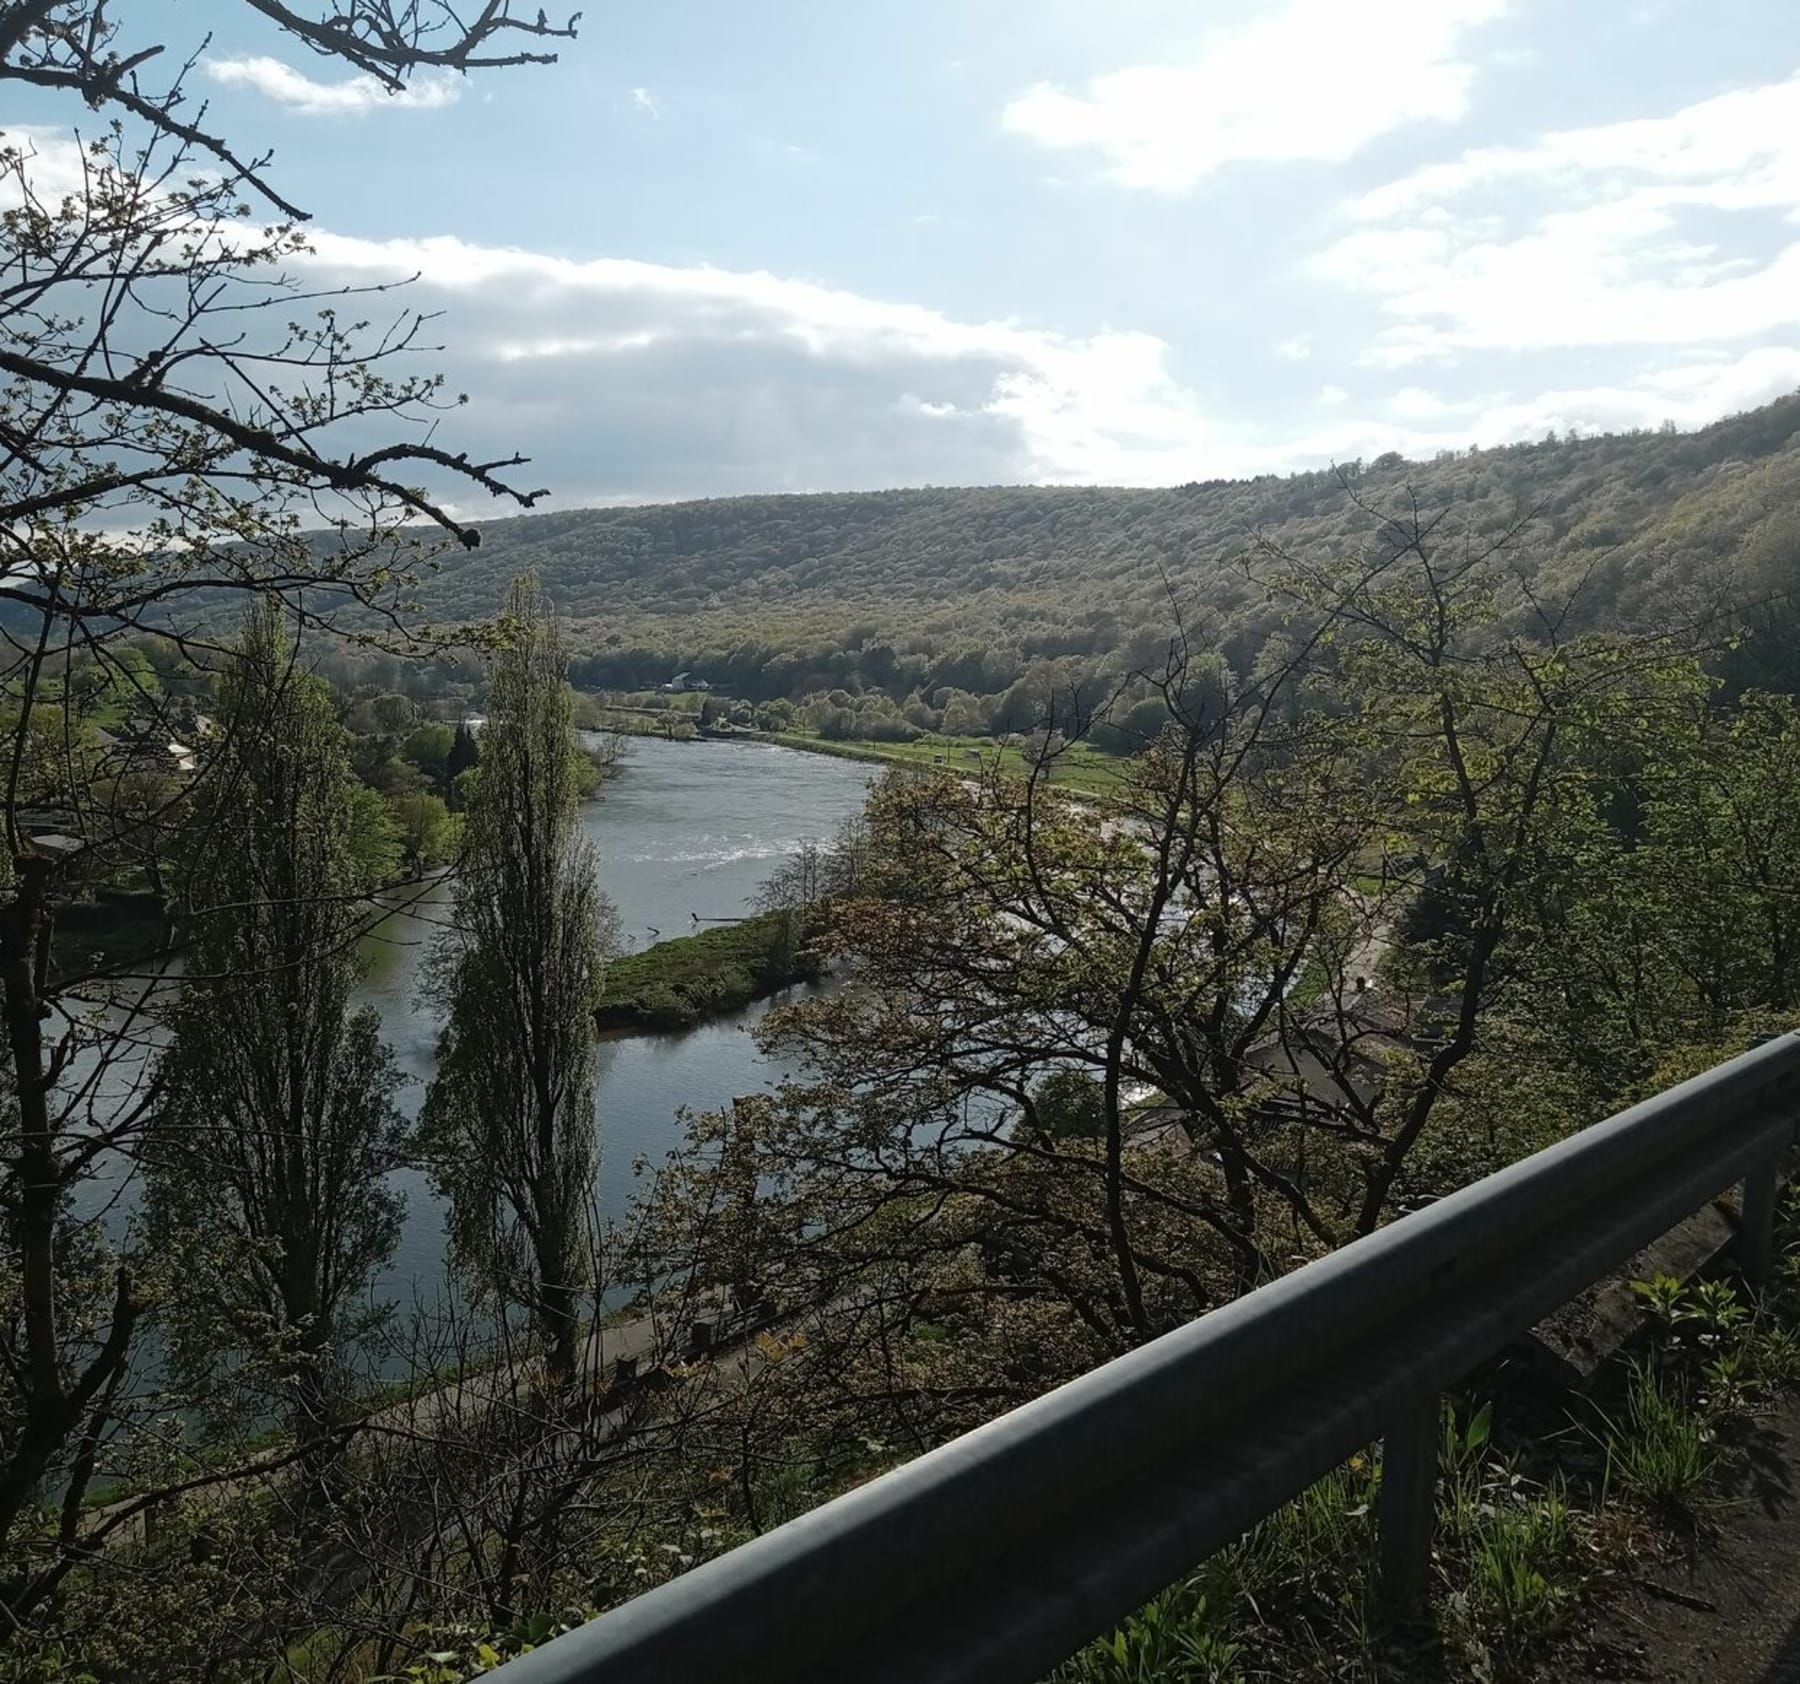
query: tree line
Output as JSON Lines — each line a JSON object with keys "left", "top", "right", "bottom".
{"left": 422, "top": 396, "right": 1800, "bottom": 742}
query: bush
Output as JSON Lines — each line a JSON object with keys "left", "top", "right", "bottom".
{"left": 594, "top": 911, "right": 819, "bottom": 1031}
{"left": 1027, "top": 1069, "right": 1107, "bottom": 1138}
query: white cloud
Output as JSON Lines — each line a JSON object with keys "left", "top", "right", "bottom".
{"left": 288, "top": 232, "right": 1800, "bottom": 507}
{"left": 1512, "top": 341, "right": 1800, "bottom": 429}
{"left": 205, "top": 55, "right": 461, "bottom": 116}
{"left": 1314, "top": 72, "right": 1800, "bottom": 365}
{"left": 1001, "top": 0, "right": 1509, "bottom": 194}
{"left": 630, "top": 86, "right": 660, "bottom": 117}
{"left": 1, "top": 123, "right": 1259, "bottom": 498}
{"left": 1389, "top": 385, "right": 1467, "bottom": 420}
{"left": 1275, "top": 334, "right": 1312, "bottom": 361}
{"left": 299, "top": 231, "right": 1253, "bottom": 495}
{"left": 0, "top": 126, "right": 90, "bottom": 204}
{"left": 1472, "top": 346, "right": 1800, "bottom": 437}
{"left": 1292, "top": 346, "right": 1800, "bottom": 464}
{"left": 21, "top": 93, "right": 1793, "bottom": 514}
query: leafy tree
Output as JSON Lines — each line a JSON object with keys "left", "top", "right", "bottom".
{"left": 145, "top": 603, "right": 408, "bottom": 1458}
{"left": 1251, "top": 490, "right": 1703, "bottom": 1229}
{"left": 939, "top": 690, "right": 989, "bottom": 736}
{"left": 344, "top": 693, "right": 421, "bottom": 737}
{"left": 1024, "top": 1070, "right": 1108, "bottom": 1140}
{"left": 649, "top": 623, "right": 1373, "bottom": 1389}
{"left": 446, "top": 719, "right": 482, "bottom": 808}
{"left": 643, "top": 493, "right": 1738, "bottom": 1459}
{"left": 353, "top": 732, "right": 430, "bottom": 799}
{"left": 403, "top": 722, "right": 458, "bottom": 783}
{"left": 0, "top": 0, "right": 572, "bottom": 1636}
{"left": 420, "top": 576, "right": 615, "bottom": 1385}
{"left": 1089, "top": 696, "right": 1170, "bottom": 756}
{"left": 1521, "top": 686, "right": 1800, "bottom": 1092}
{"left": 1644, "top": 693, "right": 1800, "bottom": 1019}
{"left": 394, "top": 790, "right": 457, "bottom": 870}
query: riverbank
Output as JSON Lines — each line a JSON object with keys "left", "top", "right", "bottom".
{"left": 595, "top": 908, "right": 821, "bottom": 1032}
{"left": 753, "top": 729, "right": 1122, "bottom": 800}
{"left": 52, "top": 888, "right": 167, "bottom": 973}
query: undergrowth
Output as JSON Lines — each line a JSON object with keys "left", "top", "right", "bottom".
{"left": 1059, "top": 1194, "right": 1800, "bottom": 1684}
{"left": 365, "top": 1199, "right": 1800, "bottom": 1684}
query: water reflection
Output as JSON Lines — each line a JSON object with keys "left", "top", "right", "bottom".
{"left": 361, "top": 736, "right": 874, "bottom": 1301}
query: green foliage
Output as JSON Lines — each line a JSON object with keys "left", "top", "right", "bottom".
{"left": 1026, "top": 1069, "right": 1108, "bottom": 1139}
{"left": 1059, "top": 1589, "right": 1245, "bottom": 1684}
{"left": 347, "top": 776, "right": 405, "bottom": 881}
{"left": 392, "top": 790, "right": 457, "bottom": 867}
{"left": 0, "top": 1639, "right": 100, "bottom": 1682}
{"left": 374, "top": 395, "right": 1800, "bottom": 722}
{"left": 1089, "top": 696, "right": 1173, "bottom": 756}
{"left": 419, "top": 574, "right": 616, "bottom": 1382}
{"left": 1626, "top": 1268, "right": 1800, "bottom": 1421}
{"left": 1057, "top": 1461, "right": 1379, "bottom": 1684}
{"left": 1595, "top": 1361, "right": 1721, "bottom": 1518}
{"left": 1059, "top": 1403, "right": 1588, "bottom": 1684}
{"left": 1436, "top": 1404, "right": 1584, "bottom": 1681}
{"left": 595, "top": 910, "right": 819, "bottom": 1031}
{"left": 403, "top": 722, "right": 457, "bottom": 775}
{"left": 343, "top": 690, "right": 420, "bottom": 737}
{"left": 144, "top": 601, "right": 409, "bottom": 1439}
{"left": 1442, "top": 1489, "right": 1580, "bottom": 1683}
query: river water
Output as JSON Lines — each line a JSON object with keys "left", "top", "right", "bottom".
{"left": 331, "top": 736, "right": 871, "bottom": 1309}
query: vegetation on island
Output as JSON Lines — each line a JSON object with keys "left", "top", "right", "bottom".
{"left": 595, "top": 819, "right": 867, "bottom": 1030}
{"left": 594, "top": 911, "right": 819, "bottom": 1031}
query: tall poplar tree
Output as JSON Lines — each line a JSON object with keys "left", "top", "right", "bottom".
{"left": 0, "top": 4, "right": 571, "bottom": 1615}
{"left": 420, "top": 575, "right": 612, "bottom": 1386}
{"left": 145, "top": 602, "right": 408, "bottom": 1453}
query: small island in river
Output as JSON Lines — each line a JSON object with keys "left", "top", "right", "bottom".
{"left": 594, "top": 908, "right": 825, "bottom": 1032}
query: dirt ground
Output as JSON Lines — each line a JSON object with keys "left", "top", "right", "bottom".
{"left": 1552, "top": 1388, "right": 1800, "bottom": 1682}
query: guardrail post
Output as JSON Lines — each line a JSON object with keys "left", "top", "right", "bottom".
{"left": 1741, "top": 1152, "right": 1779, "bottom": 1284}
{"left": 1378, "top": 1394, "right": 1439, "bottom": 1622}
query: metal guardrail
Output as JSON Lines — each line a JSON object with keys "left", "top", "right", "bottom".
{"left": 492, "top": 1033, "right": 1800, "bottom": 1684}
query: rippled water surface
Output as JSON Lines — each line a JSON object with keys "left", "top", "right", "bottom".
{"left": 358, "top": 736, "right": 875, "bottom": 1304}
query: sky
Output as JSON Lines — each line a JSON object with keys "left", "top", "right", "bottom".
{"left": 26, "top": 0, "right": 1800, "bottom": 511}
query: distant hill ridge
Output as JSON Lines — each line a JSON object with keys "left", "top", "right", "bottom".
{"left": 413, "top": 393, "right": 1800, "bottom": 701}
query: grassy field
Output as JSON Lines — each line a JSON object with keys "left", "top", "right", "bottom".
{"left": 595, "top": 909, "right": 817, "bottom": 1031}
{"left": 763, "top": 731, "right": 1126, "bottom": 799}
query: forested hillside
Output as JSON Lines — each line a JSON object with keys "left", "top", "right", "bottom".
{"left": 426, "top": 394, "right": 1800, "bottom": 705}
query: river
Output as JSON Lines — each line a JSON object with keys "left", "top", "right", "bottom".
{"left": 210, "top": 734, "right": 873, "bottom": 1315}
